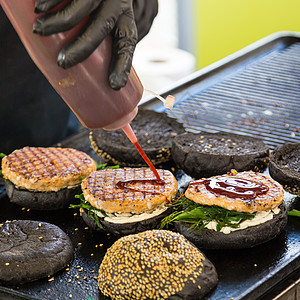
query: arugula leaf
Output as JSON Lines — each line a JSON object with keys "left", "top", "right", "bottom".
{"left": 161, "top": 196, "right": 256, "bottom": 231}
{"left": 70, "top": 194, "right": 107, "bottom": 229}
{"left": 96, "top": 162, "right": 119, "bottom": 171}
{"left": 0, "top": 153, "right": 6, "bottom": 158}
{"left": 288, "top": 209, "right": 300, "bottom": 217}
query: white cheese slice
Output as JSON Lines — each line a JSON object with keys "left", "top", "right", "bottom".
{"left": 92, "top": 205, "right": 169, "bottom": 224}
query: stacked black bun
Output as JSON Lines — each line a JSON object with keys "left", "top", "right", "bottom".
{"left": 90, "top": 109, "right": 185, "bottom": 166}
{"left": 98, "top": 230, "right": 218, "bottom": 299}
{"left": 269, "top": 142, "right": 300, "bottom": 195}
{"left": 175, "top": 203, "right": 288, "bottom": 249}
{"left": 172, "top": 132, "right": 270, "bottom": 178}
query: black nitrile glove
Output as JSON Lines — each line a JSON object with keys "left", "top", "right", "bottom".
{"left": 33, "top": 0, "right": 157, "bottom": 90}
{"left": 133, "top": 0, "right": 158, "bottom": 41}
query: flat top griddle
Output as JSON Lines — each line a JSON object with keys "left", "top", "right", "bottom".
{"left": 0, "top": 32, "right": 299, "bottom": 300}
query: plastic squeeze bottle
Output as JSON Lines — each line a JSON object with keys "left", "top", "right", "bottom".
{"left": 0, "top": 0, "right": 143, "bottom": 130}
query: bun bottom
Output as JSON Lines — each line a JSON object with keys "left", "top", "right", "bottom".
{"left": 174, "top": 204, "right": 288, "bottom": 249}
{"left": 81, "top": 207, "right": 173, "bottom": 236}
{"left": 4, "top": 180, "right": 81, "bottom": 210}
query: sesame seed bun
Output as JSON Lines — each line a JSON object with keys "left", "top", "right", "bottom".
{"left": 98, "top": 230, "right": 218, "bottom": 299}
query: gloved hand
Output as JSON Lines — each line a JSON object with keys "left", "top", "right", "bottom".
{"left": 133, "top": 0, "right": 158, "bottom": 41}
{"left": 33, "top": 0, "right": 158, "bottom": 90}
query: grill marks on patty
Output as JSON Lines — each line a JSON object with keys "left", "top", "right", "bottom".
{"left": 2, "top": 147, "right": 96, "bottom": 192}
{"left": 185, "top": 171, "right": 284, "bottom": 213}
{"left": 82, "top": 168, "right": 178, "bottom": 214}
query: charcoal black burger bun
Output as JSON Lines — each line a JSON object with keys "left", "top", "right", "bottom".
{"left": 0, "top": 220, "right": 73, "bottom": 285}
{"left": 269, "top": 142, "right": 300, "bottom": 195}
{"left": 81, "top": 207, "right": 173, "bottom": 236}
{"left": 98, "top": 230, "right": 218, "bottom": 299}
{"left": 4, "top": 180, "right": 81, "bottom": 210}
{"left": 172, "top": 132, "right": 270, "bottom": 178}
{"left": 90, "top": 109, "right": 185, "bottom": 166}
{"left": 175, "top": 203, "right": 288, "bottom": 249}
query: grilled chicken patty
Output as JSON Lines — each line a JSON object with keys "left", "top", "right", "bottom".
{"left": 82, "top": 168, "right": 178, "bottom": 214}
{"left": 185, "top": 170, "right": 284, "bottom": 213}
{"left": 2, "top": 147, "right": 96, "bottom": 192}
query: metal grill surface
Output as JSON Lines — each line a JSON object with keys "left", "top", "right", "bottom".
{"left": 167, "top": 43, "right": 300, "bottom": 149}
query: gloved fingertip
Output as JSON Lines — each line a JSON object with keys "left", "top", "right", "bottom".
{"left": 32, "top": 19, "right": 43, "bottom": 34}
{"left": 34, "top": 7, "right": 43, "bottom": 14}
{"left": 109, "top": 73, "right": 127, "bottom": 91}
{"left": 57, "top": 52, "right": 68, "bottom": 69}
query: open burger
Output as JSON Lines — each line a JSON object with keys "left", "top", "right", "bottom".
{"left": 1, "top": 146, "right": 96, "bottom": 210}
{"left": 74, "top": 167, "right": 178, "bottom": 236}
{"left": 162, "top": 169, "right": 287, "bottom": 249}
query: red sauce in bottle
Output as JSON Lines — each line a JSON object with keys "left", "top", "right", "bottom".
{"left": 190, "top": 176, "right": 269, "bottom": 199}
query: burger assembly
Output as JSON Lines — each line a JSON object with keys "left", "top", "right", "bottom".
{"left": 0, "top": 132, "right": 294, "bottom": 299}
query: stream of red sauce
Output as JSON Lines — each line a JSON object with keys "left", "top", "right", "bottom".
{"left": 115, "top": 141, "right": 165, "bottom": 195}
{"left": 116, "top": 179, "right": 165, "bottom": 195}
{"left": 190, "top": 176, "right": 269, "bottom": 199}
{"left": 132, "top": 141, "right": 164, "bottom": 184}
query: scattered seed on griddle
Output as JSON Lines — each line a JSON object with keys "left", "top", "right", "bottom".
{"left": 254, "top": 264, "right": 257, "bottom": 267}
{"left": 78, "top": 242, "right": 82, "bottom": 246}
{"left": 5, "top": 263, "right": 9, "bottom": 266}
{"left": 27, "top": 209, "right": 30, "bottom": 212}
{"left": 75, "top": 275, "right": 79, "bottom": 279}
{"left": 73, "top": 213, "right": 77, "bottom": 216}
{"left": 75, "top": 228, "right": 79, "bottom": 231}
{"left": 84, "top": 227, "right": 89, "bottom": 230}
{"left": 147, "top": 140, "right": 151, "bottom": 144}
{"left": 48, "top": 277, "right": 54, "bottom": 282}
{"left": 69, "top": 294, "right": 72, "bottom": 298}
{"left": 68, "top": 279, "right": 71, "bottom": 283}
{"left": 77, "top": 281, "right": 81, "bottom": 285}
{"left": 91, "top": 253, "right": 94, "bottom": 256}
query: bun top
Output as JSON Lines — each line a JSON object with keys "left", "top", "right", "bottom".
{"left": 98, "top": 230, "right": 218, "bottom": 299}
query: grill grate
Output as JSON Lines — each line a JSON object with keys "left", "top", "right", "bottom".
{"left": 167, "top": 43, "right": 300, "bottom": 150}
